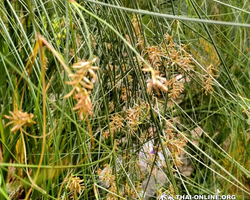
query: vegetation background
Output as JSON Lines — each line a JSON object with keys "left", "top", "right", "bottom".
{"left": 1, "top": 0, "right": 250, "bottom": 199}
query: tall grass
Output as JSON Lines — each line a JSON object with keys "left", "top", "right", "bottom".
{"left": 0, "top": 0, "right": 250, "bottom": 199}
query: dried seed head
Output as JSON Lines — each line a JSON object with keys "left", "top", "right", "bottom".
{"left": 103, "top": 114, "right": 124, "bottom": 139}
{"left": 168, "top": 76, "right": 184, "bottom": 100}
{"left": 202, "top": 64, "right": 218, "bottom": 95}
{"left": 65, "top": 175, "right": 85, "bottom": 197}
{"left": 72, "top": 89, "right": 93, "bottom": 119}
{"left": 97, "top": 164, "right": 115, "bottom": 188}
{"left": 5, "top": 110, "right": 36, "bottom": 133}
{"left": 142, "top": 67, "right": 169, "bottom": 94}
{"left": 64, "top": 57, "right": 99, "bottom": 119}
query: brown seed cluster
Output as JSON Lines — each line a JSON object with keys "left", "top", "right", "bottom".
{"left": 129, "top": 14, "right": 145, "bottom": 48}
{"left": 5, "top": 110, "right": 36, "bottom": 133}
{"left": 142, "top": 67, "right": 169, "bottom": 95}
{"left": 126, "top": 105, "right": 142, "bottom": 133}
{"left": 97, "top": 164, "right": 115, "bottom": 188}
{"left": 64, "top": 57, "right": 99, "bottom": 119}
{"left": 202, "top": 64, "right": 218, "bottom": 95}
{"left": 103, "top": 114, "right": 124, "bottom": 139}
{"left": 97, "top": 164, "right": 142, "bottom": 199}
{"left": 163, "top": 120, "right": 187, "bottom": 167}
{"left": 65, "top": 175, "right": 85, "bottom": 199}
{"left": 139, "top": 34, "right": 193, "bottom": 99}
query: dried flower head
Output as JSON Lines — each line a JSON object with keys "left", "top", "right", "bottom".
{"left": 126, "top": 106, "right": 142, "bottom": 133}
{"left": 64, "top": 57, "right": 99, "bottom": 119}
{"left": 131, "top": 14, "right": 141, "bottom": 36}
{"left": 72, "top": 89, "right": 93, "bottom": 119}
{"left": 163, "top": 34, "right": 194, "bottom": 72}
{"left": 65, "top": 58, "right": 99, "bottom": 93}
{"left": 163, "top": 135, "right": 187, "bottom": 167}
{"left": 5, "top": 110, "right": 36, "bottom": 133}
{"left": 145, "top": 46, "right": 166, "bottom": 69}
{"left": 106, "top": 182, "right": 122, "bottom": 200}
{"left": 103, "top": 114, "right": 124, "bottom": 139}
{"left": 203, "top": 64, "right": 218, "bottom": 95}
{"left": 142, "top": 67, "right": 169, "bottom": 95}
{"left": 65, "top": 175, "right": 85, "bottom": 198}
{"left": 168, "top": 76, "right": 184, "bottom": 100}
{"left": 130, "top": 14, "right": 145, "bottom": 48}
{"left": 110, "top": 114, "right": 124, "bottom": 132}
{"left": 97, "top": 164, "right": 115, "bottom": 188}
{"left": 124, "top": 182, "right": 142, "bottom": 198}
